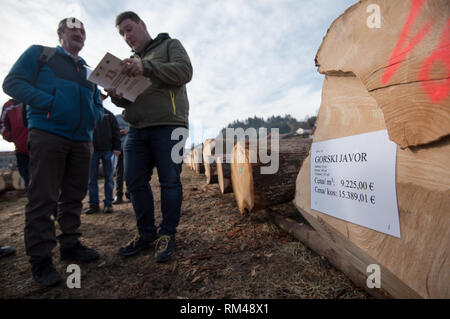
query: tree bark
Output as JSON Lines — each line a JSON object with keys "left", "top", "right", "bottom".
{"left": 192, "top": 144, "right": 204, "bottom": 174}
{"left": 216, "top": 155, "right": 232, "bottom": 194}
{"left": 231, "top": 137, "right": 312, "bottom": 214}
{"left": 203, "top": 139, "right": 218, "bottom": 184}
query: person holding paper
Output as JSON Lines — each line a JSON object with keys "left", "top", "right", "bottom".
{"left": 108, "top": 11, "right": 192, "bottom": 262}
{"left": 2, "top": 17, "right": 104, "bottom": 288}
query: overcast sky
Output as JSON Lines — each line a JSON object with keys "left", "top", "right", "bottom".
{"left": 0, "top": 0, "right": 358, "bottom": 151}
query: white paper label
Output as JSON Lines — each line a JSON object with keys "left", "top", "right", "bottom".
{"left": 310, "top": 130, "right": 400, "bottom": 238}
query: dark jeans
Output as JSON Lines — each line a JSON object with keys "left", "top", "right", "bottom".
{"left": 25, "top": 129, "right": 92, "bottom": 261}
{"left": 88, "top": 151, "right": 114, "bottom": 206}
{"left": 124, "top": 126, "right": 185, "bottom": 239}
{"left": 15, "top": 152, "right": 29, "bottom": 192}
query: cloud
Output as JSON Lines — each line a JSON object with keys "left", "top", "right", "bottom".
{"left": 0, "top": 0, "right": 358, "bottom": 150}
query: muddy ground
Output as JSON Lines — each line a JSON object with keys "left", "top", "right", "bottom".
{"left": 0, "top": 165, "right": 370, "bottom": 299}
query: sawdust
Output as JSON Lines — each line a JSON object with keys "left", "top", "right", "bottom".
{"left": 0, "top": 165, "right": 370, "bottom": 299}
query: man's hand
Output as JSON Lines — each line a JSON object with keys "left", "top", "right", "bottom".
{"left": 105, "top": 88, "right": 123, "bottom": 99}
{"left": 120, "top": 129, "right": 129, "bottom": 136}
{"left": 121, "top": 58, "right": 144, "bottom": 77}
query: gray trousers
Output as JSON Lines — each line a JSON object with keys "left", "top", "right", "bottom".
{"left": 25, "top": 129, "right": 92, "bottom": 261}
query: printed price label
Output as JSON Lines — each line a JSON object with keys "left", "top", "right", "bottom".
{"left": 311, "top": 130, "right": 400, "bottom": 238}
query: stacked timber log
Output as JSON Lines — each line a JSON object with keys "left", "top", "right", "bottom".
{"left": 294, "top": 0, "right": 449, "bottom": 299}
{"left": 203, "top": 139, "right": 218, "bottom": 184}
{"left": 216, "top": 154, "right": 232, "bottom": 194}
{"left": 192, "top": 144, "right": 205, "bottom": 174}
{"left": 231, "top": 136, "right": 312, "bottom": 214}
{"left": 0, "top": 169, "right": 26, "bottom": 193}
{"left": 183, "top": 151, "right": 193, "bottom": 169}
{"left": 214, "top": 138, "right": 235, "bottom": 194}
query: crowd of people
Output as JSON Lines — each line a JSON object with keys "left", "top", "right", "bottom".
{"left": 0, "top": 11, "right": 192, "bottom": 289}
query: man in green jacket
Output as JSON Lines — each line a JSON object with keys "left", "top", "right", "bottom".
{"left": 108, "top": 11, "right": 192, "bottom": 262}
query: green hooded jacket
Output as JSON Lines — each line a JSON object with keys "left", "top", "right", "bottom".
{"left": 111, "top": 33, "right": 192, "bottom": 128}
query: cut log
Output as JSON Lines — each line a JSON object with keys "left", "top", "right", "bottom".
{"left": 11, "top": 170, "right": 26, "bottom": 190}
{"left": 206, "top": 162, "right": 218, "bottom": 184}
{"left": 0, "top": 175, "right": 6, "bottom": 193}
{"left": 183, "top": 151, "right": 192, "bottom": 168}
{"left": 231, "top": 137, "right": 312, "bottom": 214}
{"left": 190, "top": 151, "right": 194, "bottom": 170}
{"left": 294, "top": 75, "right": 450, "bottom": 299}
{"left": 192, "top": 144, "right": 204, "bottom": 174}
{"left": 203, "top": 139, "right": 218, "bottom": 184}
{"left": 0, "top": 170, "right": 15, "bottom": 193}
{"left": 264, "top": 208, "right": 392, "bottom": 299}
{"left": 216, "top": 155, "right": 232, "bottom": 194}
{"left": 315, "top": 0, "right": 450, "bottom": 148}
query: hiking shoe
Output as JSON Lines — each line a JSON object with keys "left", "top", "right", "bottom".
{"left": 85, "top": 205, "right": 100, "bottom": 215}
{"left": 155, "top": 234, "right": 175, "bottom": 263}
{"left": 60, "top": 241, "right": 99, "bottom": 262}
{"left": 0, "top": 246, "right": 16, "bottom": 259}
{"left": 31, "top": 257, "right": 62, "bottom": 289}
{"left": 104, "top": 205, "right": 113, "bottom": 214}
{"left": 112, "top": 197, "right": 123, "bottom": 205}
{"left": 117, "top": 234, "right": 156, "bottom": 257}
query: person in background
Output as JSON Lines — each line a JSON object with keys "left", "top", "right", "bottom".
{"left": 85, "top": 93, "right": 121, "bottom": 214}
{"left": 2, "top": 17, "right": 104, "bottom": 288}
{"left": 112, "top": 113, "right": 130, "bottom": 205}
{"left": 0, "top": 99, "right": 29, "bottom": 191}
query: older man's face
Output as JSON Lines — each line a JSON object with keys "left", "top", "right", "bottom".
{"left": 59, "top": 25, "right": 86, "bottom": 54}
{"left": 117, "top": 18, "right": 148, "bottom": 53}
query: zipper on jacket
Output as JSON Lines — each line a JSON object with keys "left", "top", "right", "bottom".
{"left": 48, "top": 88, "right": 56, "bottom": 119}
{"left": 72, "top": 60, "right": 86, "bottom": 139}
{"left": 169, "top": 90, "right": 176, "bottom": 115}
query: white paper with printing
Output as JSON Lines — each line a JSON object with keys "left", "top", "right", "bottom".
{"left": 88, "top": 52, "right": 151, "bottom": 102}
{"left": 310, "top": 130, "right": 400, "bottom": 238}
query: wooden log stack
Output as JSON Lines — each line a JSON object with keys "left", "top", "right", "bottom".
{"left": 216, "top": 154, "right": 233, "bottom": 194}
{"left": 0, "top": 169, "right": 26, "bottom": 193}
{"left": 294, "top": 0, "right": 449, "bottom": 299}
{"left": 203, "top": 139, "right": 218, "bottom": 184}
{"left": 192, "top": 144, "right": 205, "bottom": 174}
{"left": 183, "top": 151, "right": 193, "bottom": 169}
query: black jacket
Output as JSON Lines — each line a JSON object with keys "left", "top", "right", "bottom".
{"left": 92, "top": 108, "right": 121, "bottom": 152}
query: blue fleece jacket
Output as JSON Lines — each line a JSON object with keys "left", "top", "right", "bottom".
{"left": 2, "top": 45, "right": 103, "bottom": 141}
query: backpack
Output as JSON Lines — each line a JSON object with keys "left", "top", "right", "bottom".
{"left": 22, "top": 46, "right": 58, "bottom": 128}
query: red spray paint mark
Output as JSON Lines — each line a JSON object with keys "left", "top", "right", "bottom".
{"left": 418, "top": 19, "right": 450, "bottom": 103}
{"left": 381, "top": 0, "right": 449, "bottom": 103}
{"left": 381, "top": 0, "right": 430, "bottom": 84}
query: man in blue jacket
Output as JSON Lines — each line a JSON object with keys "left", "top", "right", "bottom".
{"left": 2, "top": 17, "right": 104, "bottom": 289}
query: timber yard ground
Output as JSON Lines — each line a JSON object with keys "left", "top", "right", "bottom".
{"left": 0, "top": 165, "right": 370, "bottom": 299}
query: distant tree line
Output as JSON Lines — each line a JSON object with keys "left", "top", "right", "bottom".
{"left": 220, "top": 114, "right": 317, "bottom": 136}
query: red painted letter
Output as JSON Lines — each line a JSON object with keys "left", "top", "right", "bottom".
{"left": 419, "top": 20, "right": 450, "bottom": 103}
{"left": 381, "top": 0, "right": 430, "bottom": 84}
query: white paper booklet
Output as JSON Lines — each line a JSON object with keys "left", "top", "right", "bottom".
{"left": 88, "top": 52, "right": 151, "bottom": 102}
